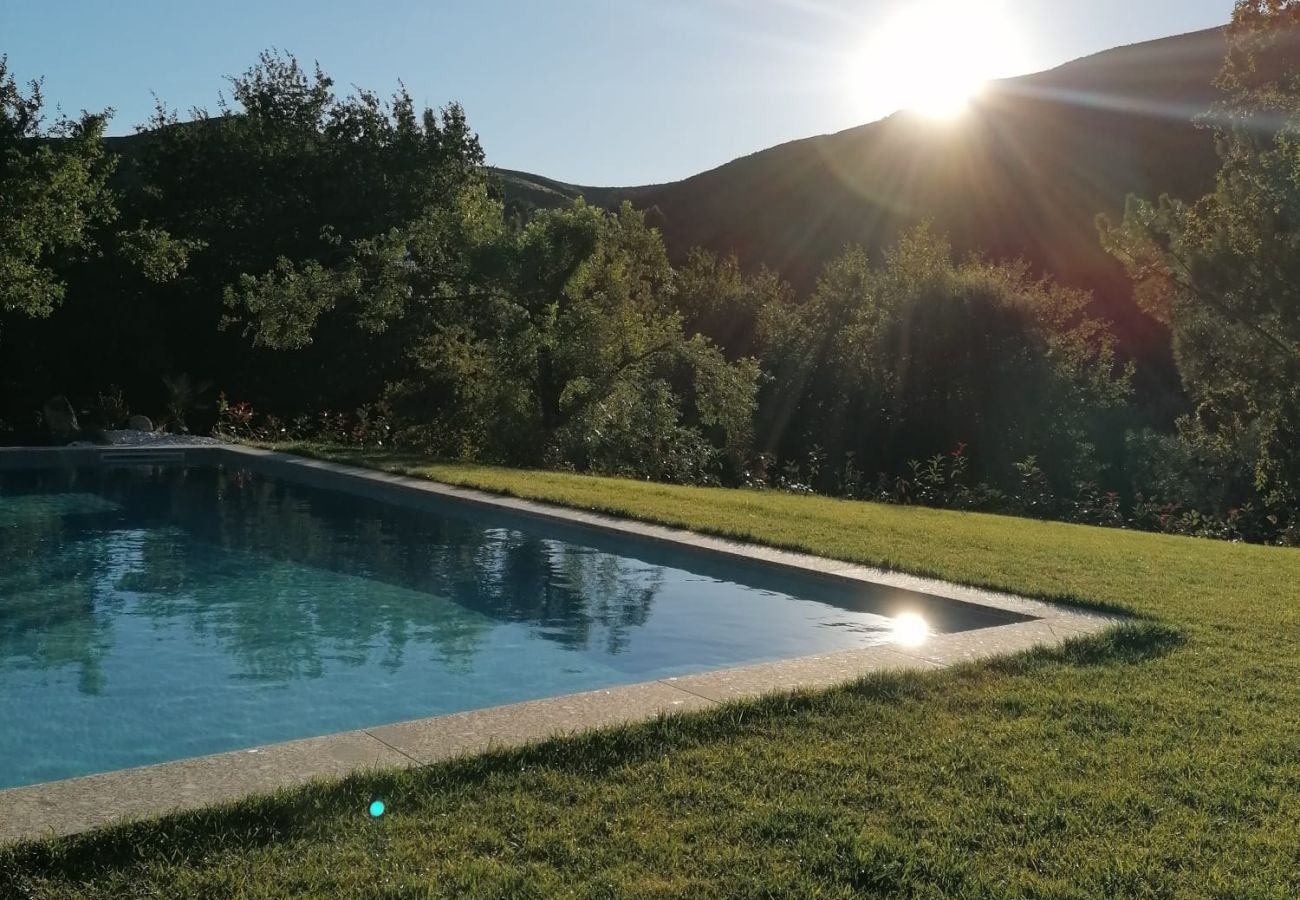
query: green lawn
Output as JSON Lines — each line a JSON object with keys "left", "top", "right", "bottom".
{"left": 4, "top": 446, "right": 1300, "bottom": 898}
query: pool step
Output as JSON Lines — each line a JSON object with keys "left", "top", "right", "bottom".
{"left": 98, "top": 448, "right": 187, "bottom": 467}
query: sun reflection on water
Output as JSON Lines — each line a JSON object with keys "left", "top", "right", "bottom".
{"left": 892, "top": 612, "right": 931, "bottom": 647}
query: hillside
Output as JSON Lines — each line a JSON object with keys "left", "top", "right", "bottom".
{"left": 496, "top": 27, "right": 1230, "bottom": 352}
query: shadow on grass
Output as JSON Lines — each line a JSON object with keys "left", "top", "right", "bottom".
{"left": 982, "top": 621, "right": 1186, "bottom": 675}
{"left": 0, "top": 623, "right": 1183, "bottom": 889}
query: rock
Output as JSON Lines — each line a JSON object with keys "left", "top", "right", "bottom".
{"left": 42, "top": 396, "right": 80, "bottom": 442}
{"left": 103, "top": 429, "right": 222, "bottom": 446}
{"left": 128, "top": 414, "right": 155, "bottom": 433}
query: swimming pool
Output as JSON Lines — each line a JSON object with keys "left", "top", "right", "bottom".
{"left": 0, "top": 460, "right": 1030, "bottom": 789}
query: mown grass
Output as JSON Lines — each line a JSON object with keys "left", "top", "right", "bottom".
{"left": 3, "top": 444, "right": 1300, "bottom": 898}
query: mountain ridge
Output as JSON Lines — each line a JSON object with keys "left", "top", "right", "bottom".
{"left": 494, "top": 25, "right": 1229, "bottom": 353}
{"left": 498, "top": 26, "right": 1227, "bottom": 198}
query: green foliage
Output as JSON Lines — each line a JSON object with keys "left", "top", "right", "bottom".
{"left": 0, "top": 56, "right": 117, "bottom": 325}
{"left": 161, "top": 373, "right": 211, "bottom": 434}
{"left": 90, "top": 384, "right": 130, "bottom": 430}
{"left": 202, "top": 145, "right": 760, "bottom": 483}
{"left": 762, "top": 226, "right": 1131, "bottom": 493}
{"left": 676, "top": 248, "right": 793, "bottom": 358}
{"left": 116, "top": 224, "right": 201, "bottom": 283}
{"left": 117, "top": 50, "right": 491, "bottom": 411}
{"left": 224, "top": 256, "right": 361, "bottom": 350}
{"left": 358, "top": 201, "right": 760, "bottom": 481}
{"left": 1102, "top": 2, "right": 1300, "bottom": 515}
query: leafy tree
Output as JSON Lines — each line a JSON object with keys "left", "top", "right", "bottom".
{"left": 378, "top": 202, "right": 761, "bottom": 480}
{"left": 675, "top": 248, "right": 793, "bottom": 359}
{"left": 762, "top": 227, "right": 1131, "bottom": 491}
{"left": 131, "top": 51, "right": 488, "bottom": 411}
{"left": 1101, "top": 1, "right": 1300, "bottom": 511}
{"left": 0, "top": 56, "right": 116, "bottom": 329}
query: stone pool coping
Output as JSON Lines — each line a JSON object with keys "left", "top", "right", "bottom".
{"left": 0, "top": 443, "right": 1122, "bottom": 844}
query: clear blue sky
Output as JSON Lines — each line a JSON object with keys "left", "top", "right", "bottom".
{"left": 5, "top": 0, "right": 1232, "bottom": 185}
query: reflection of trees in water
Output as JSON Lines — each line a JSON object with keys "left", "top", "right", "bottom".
{"left": 1, "top": 466, "right": 665, "bottom": 695}
{"left": 117, "top": 526, "right": 492, "bottom": 683}
{"left": 108, "top": 473, "right": 495, "bottom": 683}
{"left": 462, "top": 535, "right": 660, "bottom": 656}
{"left": 185, "top": 469, "right": 665, "bottom": 667}
{"left": 0, "top": 471, "right": 124, "bottom": 695}
{"left": 181, "top": 470, "right": 664, "bottom": 659}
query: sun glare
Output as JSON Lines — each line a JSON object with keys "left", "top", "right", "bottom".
{"left": 891, "top": 612, "right": 931, "bottom": 647}
{"left": 847, "top": 0, "right": 1028, "bottom": 121}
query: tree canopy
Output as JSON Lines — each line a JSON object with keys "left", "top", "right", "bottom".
{"left": 1102, "top": 0, "right": 1300, "bottom": 512}
{"left": 0, "top": 56, "right": 116, "bottom": 326}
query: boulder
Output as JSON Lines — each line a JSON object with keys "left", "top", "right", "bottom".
{"left": 42, "top": 396, "right": 80, "bottom": 442}
{"left": 128, "top": 414, "right": 155, "bottom": 433}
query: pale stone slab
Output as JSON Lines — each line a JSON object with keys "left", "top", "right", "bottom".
{"left": 896, "top": 619, "right": 1072, "bottom": 667}
{"left": 664, "top": 647, "right": 944, "bottom": 703}
{"left": 1045, "top": 613, "right": 1126, "bottom": 637}
{"left": 0, "top": 730, "right": 411, "bottom": 844}
{"left": 367, "top": 681, "right": 716, "bottom": 764}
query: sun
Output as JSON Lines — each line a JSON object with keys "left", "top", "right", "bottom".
{"left": 846, "top": 0, "right": 1029, "bottom": 121}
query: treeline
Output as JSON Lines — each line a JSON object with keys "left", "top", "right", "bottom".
{"left": 2, "top": 2, "right": 1297, "bottom": 544}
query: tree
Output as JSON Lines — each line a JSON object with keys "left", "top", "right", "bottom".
{"left": 1101, "top": 1, "right": 1300, "bottom": 511}
{"left": 379, "top": 202, "right": 761, "bottom": 481}
{"left": 0, "top": 56, "right": 116, "bottom": 329}
{"left": 675, "top": 248, "right": 793, "bottom": 360}
{"left": 135, "top": 50, "right": 489, "bottom": 412}
{"left": 762, "top": 226, "right": 1130, "bottom": 491}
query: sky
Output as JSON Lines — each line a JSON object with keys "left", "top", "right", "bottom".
{"left": 5, "top": 0, "right": 1233, "bottom": 186}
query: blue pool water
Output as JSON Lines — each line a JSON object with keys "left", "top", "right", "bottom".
{"left": 0, "top": 464, "right": 1023, "bottom": 788}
